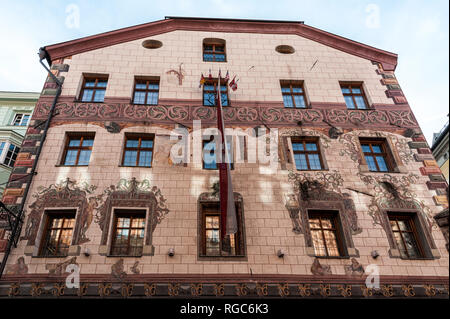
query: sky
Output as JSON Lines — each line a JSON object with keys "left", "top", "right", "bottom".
{"left": 0, "top": 0, "right": 448, "bottom": 144}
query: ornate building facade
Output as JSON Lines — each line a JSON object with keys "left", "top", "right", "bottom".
{"left": 0, "top": 17, "right": 448, "bottom": 298}
{"left": 0, "top": 91, "right": 39, "bottom": 196}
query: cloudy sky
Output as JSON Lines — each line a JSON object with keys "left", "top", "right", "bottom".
{"left": 0, "top": 0, "right": 448, "bottom": 143}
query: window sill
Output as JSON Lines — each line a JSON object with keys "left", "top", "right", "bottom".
{"left": 55, "top": 165, "right": 89, "bottom": 167}
{"left": 118, "top": 165, "right": 152, "bottom": 168}
{"left": 198, "top": 255, "right": 247, "bottom": 262}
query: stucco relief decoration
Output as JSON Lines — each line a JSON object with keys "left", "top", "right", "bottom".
{"left": 311, "top": 258, "right": 332, "bottom": 276}
{"left": 5, "top": 257, "right": 29, "bottom": 275}
{"left": 46, "top": 257, "right": 78, "bottom": 276}
{"left": 34, "top": 101, "right": 420, "bottom": 128}
{"left": 338, "top": 130, "right": 414, "bottom": 164}
{"left": 166, "top": 63, "right": 185, "bottom": 86}
{"left": 94, "top": 177, "right": 169, "bottom": 246}
{"left": 287, "top": 170, "right": 361, "bottom": 236}
{"left": 23, "top": 178, "right": 97, "bottom": 245}
{"left": 358, "top": 172, "right": 435, "bottom": 234}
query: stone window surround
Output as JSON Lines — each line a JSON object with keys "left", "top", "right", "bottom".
{"left": 98, "top": 205, "right": 155, "bottom": 257}
{"left": 55, "top": 131, "right": 96, "bottom": 167}
{"left": 197, "top": 192, "right": 247, "bottom": 261}
{"left": 301, "top": 203, "right": 359, "bottom": 259}
{"left": 339, "top": 81, "right": 373, "bottom": 109}
{"left": 101, "top": 206, "right": 152, "bottom": 257}
{"left": 286, "top": 136, "right": 329, "bottom": 172}
{"left": 25, "top": 207, "right": 82, "bottom": 258}
{"left": 75, "top": 73, "right": 109, "bottom": 103}
{"left": 358, "top": 136, "right": 408, "bottom": 174}
{"left": 379, "top": 207, "right": 441, "bottom": 260}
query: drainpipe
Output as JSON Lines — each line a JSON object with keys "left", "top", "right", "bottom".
{"left": 0, "top": 48, "right": 62, "bottom": 279}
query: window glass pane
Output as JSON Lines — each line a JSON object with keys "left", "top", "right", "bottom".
{"left": 376, "top": 156, "right": 388, "bottom": 172}
{"left": 354, "top": 96, "right": 367, "bottom": 109}
{"left": 81, "top": 89, "right": 94, "bottom": 102}
{"left": 390, "top": 220, "right": 399, "bottom": 231}
{"left": 393, "top": 232, "right": 407, "bottom": 258}
{"left": 96, "top": 80, "right": 108, "bottom": 88}
{"left": 140, "top": 140, "right": 153, "bottom": 148}
{"left": 22, "top": 114, "right": 30, "bottom": 126}
{"left": 293, "top": 95, "right": 306, "bottom": 108}
{"left": 77, "top": 150, "right": 92, "bottom": 165}
{"left": 85, "top": 81, "right": 96, "bottom": 87}
{"left": 215, "top": 46, "right": 224, "bottom": 52}
{"left": 324, "top": 231, "right": 340, "bottom": 256}
{"left": 147, "top": 91, "right": 159, "bottom": 105}
{"left": 0, "top": 142, "right": 5, "bottom": 154}
{"left": 68, "top": 139, "right": 81, "bottom": 147}
{"left": 305, "top": 143, "right": 318, "bottom": 151}
{"left": 351, "top": 87, "right": 361, "bottom": 94}
{"left": 124, "top": 150, "right": 137, "bottom": 166}
{"left": 402, "top": 232, "right": 421, "bottom": 258}
{"left": 221, "top": 93, "right": 228, "bottom": 106}
{"left": 292, "top": 87, "right": 303, "bottom": 93}
{"left": 341, "top": 87, "right": 351, "bottom": 94}
{"left": 133, "top": 91, "right": 146, "bottom": 104}
{"left": 206, "top": 229, "right": 220, "bottom": 255}
{"left": 203, "top": 141, "right": 217, "bottom": 169}
{"left": 320, "top": 218, "right": 333, "bottom": 229}
{"left": 215, "top": 54, "right": 225, "bottom": 61}
{"left": 397, "top": 220, "right": 410, "bottom": 231}
{"left": 344, "top": 96, "right": 355, "bottom": 109}
{"left": 365, "top": 156, "right": 378, "bottom": 171}
{"left": 361, "top": 145, "right": 371, "bottom": 153}
{"left": 292, "top": 143, "right": 304, "bottom": 151}
{"left": 283, "top": 95, "right": 293, "bottom": 108}
{"left": 308, "top": 154, "right": 322, "bottom": 170}
{"left": 281, "top": 87, "right": 291, "bottom": 93}
{"left": 204, "top": 92, "right": 216, "bottom": 106}
{"left": 93, "top": 89, "right": 105, "bottom": 102}
{"left": 371, "top": 145, "right": 382, "bottom": 153}
{"left": 64, "top": 150, "right": 78, "bottom": 166}
{"left": 126, "top": 139, "right": 139, "bottom": 148}
{"left": 82, "top": 139, "right": 94, "bottom": 147}
{"left": 203, "top": 53, "right": 214, "bottom": 61}
{"left": 309, "top": 218, "right": 321, "bottom": 229}
{"left": 138, "top": 151, "right": 152, "bottom": 167}
{"left": 311, "top": 230, "right": 326, "bottom": 256}
{"left": 204, "top": 45, "right": 213, "bottom": 51}
{"left": 294, "top": 153, "right": 308, "bottom": 170}
{"left": 135, "top": 83, "right": 147, "bottom": 89}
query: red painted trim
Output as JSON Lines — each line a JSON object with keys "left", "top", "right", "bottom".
{"left": 44, "top": 18, "right": 398, "bottom": 69}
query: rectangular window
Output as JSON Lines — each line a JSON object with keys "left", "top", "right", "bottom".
{"left": 62, "top": 133, "right": 95, "bottom": 166}
{"left": 1, "top": 142, "right": 20, "bottom": 168}
{"left": 388, "top": 213, "right": 424, "bottom": 259}
{"left": 203, "top": 43, "right": 226, "bottom": 62}
{"left": 12, "top": 113, "right": 31, "bottom": 126}
{"left": 132, "top": 78, "right": 159, "bottom": 105}
{"left": 281, "top": 81, "right": 307, "bottom": 108}
{"left": 79, "top": 76, "right": 108, "bottom": 102}
{"left": 110, "top": 210, "right": 146, "bottom": 256}
{"left": 39, "top": 211, "right": 76, "bottom": 257}
{"left": 308, "top": 211, "right": 344, "bottom": 257}
{"left": 203, "top": 79, "right": 229, "bottom": 106}
{"left": 201, "top": 205, "right": 239, "bottom": 257}
{"left": 122, "top": 134, "right": 154, "bottom": 167}
{"left": 360, "top": 139, "right": 392, "bottom": 172}
{"left": 341, "top": 83, "right": 368, "bottom": 110}
{"left": 202, "top": 136, "right": 234, "bottom": 170}
{"left": 291, "top": 138, "right": 323, "bottom": 171}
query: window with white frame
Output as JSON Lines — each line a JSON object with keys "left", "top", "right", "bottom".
{"left": 0, "top": 141, "right": 20, "bottom": 167}
{"left": 12, "top": 113, "right": 31, "bottom": 126}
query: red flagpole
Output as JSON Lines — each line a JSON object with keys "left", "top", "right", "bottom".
{"left": 216, "top": 71, "right": 237, "bottom": 238}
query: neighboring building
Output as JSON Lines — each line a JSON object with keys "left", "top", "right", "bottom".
{"left": 0, "top": 17, "right": 448, "bottom": 299}
{"left": 432, "top": 119, "right": 449, "bottom": 183}
{"left": 0, "top": 92, "right": 39, "bottom": 196}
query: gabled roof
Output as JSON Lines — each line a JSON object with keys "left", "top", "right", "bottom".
{"left": 43, "top": 16, "right": 398, "bottom": 70}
